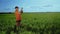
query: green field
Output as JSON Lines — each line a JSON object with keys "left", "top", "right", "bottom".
{"left": 0, "top": 12, "right": 60, "bottom": 34}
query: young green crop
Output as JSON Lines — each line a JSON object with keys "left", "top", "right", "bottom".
{"left": 0, "top": 12, "right": 60, "bottom": 34}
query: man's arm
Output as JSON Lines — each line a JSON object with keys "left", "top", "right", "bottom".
{"left": 20, "top": 8, "right": 23, "bottom": 14}
{"left": 19, "top": 10, "right": 23, "bottom": 15}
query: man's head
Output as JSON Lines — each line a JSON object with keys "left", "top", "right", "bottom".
{"left": 15, "top": 6, "right": 19, "bottom": 11}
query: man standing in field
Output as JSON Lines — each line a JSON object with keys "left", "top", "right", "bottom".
{"left": 14, "top": 6, "right": 23, "bottom": 34}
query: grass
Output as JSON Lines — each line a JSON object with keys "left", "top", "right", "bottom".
{"left": 0, "top": 12, "right": 60, "bottom": 34}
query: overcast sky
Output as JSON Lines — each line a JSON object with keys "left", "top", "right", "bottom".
{"left": 0, "top": 0, "right": 60, "bottom": 12}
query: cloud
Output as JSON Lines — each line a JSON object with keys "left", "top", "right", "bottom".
{"left": 4, "top": 8, "right": 11, "bottom": 10}
{"left": 43, "top": 5, "right": 53, "bottom": 7}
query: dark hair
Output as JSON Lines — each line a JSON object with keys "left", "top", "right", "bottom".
{"left": 15, "top": 6, "right": 19, "bottom": 9}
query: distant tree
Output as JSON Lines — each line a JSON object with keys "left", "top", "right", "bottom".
{"left": 9, "top": 12, "right": 11, "bottom": 14}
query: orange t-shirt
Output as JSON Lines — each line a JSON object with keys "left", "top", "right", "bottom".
{"left": 15, "top": 11, "right": 21, "bottom": 20}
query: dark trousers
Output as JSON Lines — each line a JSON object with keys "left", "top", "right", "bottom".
{"left": 14, "top": 20, "right": 21, "bottom": 34}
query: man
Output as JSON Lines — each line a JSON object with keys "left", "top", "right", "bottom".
{"left": 15, "top": 6, "right": 21, "bottom": 26}
{"left": 14, "top": 6, "right": 23, "bottom": 34}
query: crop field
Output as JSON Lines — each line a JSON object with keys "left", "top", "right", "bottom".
{"left": 0, "top": 12, "right": 60, "bottom": 34}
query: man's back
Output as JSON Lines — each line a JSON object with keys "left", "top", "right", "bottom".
{"left": 15, "top": 11, "right": 21, "bottom": 21}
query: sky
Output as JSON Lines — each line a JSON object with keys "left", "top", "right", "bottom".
{"left": 0, "top": 0, "right": 60, "bottom": 12}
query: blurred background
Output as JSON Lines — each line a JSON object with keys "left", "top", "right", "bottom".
{"left": 0, "top": 0, "right": 60, "bottom": 34}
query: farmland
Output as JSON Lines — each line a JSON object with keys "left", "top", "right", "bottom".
{"left": 0, "top": 12, "right": 60, "bottom": 34}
